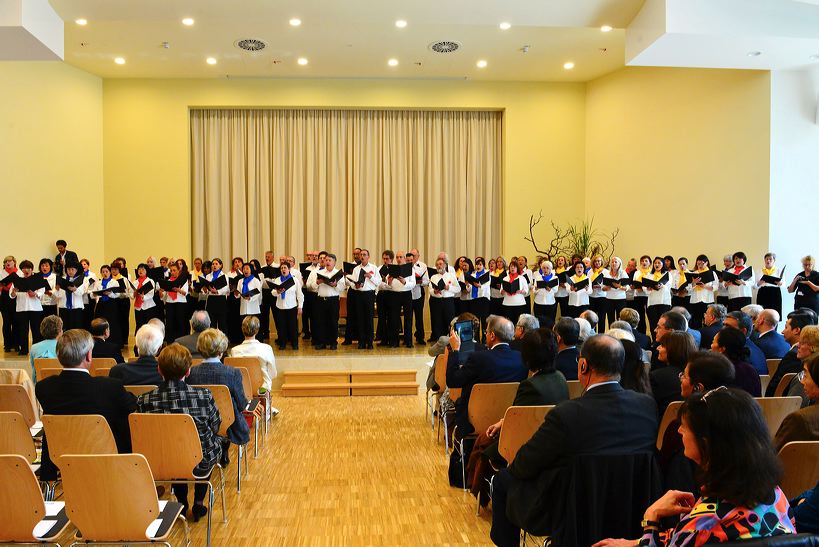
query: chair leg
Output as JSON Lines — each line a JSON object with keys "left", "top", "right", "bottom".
{"left": 459, "top": 437, "right": 467, "bottom": 492}
{"left": 217, "top": 466, "right": 228, "bottom": 523}
{"left": 206, "top": 481, "right": 213, "bottom": 547}
{"left": 443, "top": 415, "right": 450, "bottom": 455}
{"left": 475, "top": 491, "right": 481, "bottom": 516}
{"left": 254, "top": 419, "right": 259, "bottom": 459}
{"left": 236, "top": 445, "right": 242, "bottom": 494}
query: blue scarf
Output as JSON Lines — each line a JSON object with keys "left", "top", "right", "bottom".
{"left": 212, "top": 268, "right": 221, "bottom": 279}
{"left": 471, "top": 270, "right": 480, "bottom": 299}
{"left": 66, "top": 275, "right": 76, "bottom": 309}
{"left": 100, "top": 277, "right": 111, "bottom": 302}
{"left": 242, "top": 275, "right": 253, "bottom": 294}
{"left": 278, "top": 273, "right": 292, "bottom": 297}
{"left": 541, "top": 270, "right": 554, "bottom": 281}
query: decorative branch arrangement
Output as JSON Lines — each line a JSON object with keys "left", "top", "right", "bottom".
{"left": 525, "top": 211, "right": 620, "bottom": 262}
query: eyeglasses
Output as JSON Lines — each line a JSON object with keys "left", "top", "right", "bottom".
{"left": 798, "top": 370, "right": 806, "bottom": 382}
{"left": 701, "top": 385, "right": 728, "bottom": 404}
{"left": 678, "top": 371, "right": 689, "bottom": 381}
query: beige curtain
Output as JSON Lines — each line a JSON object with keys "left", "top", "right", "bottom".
{"left": 191, "top": 108, "right": 502, "bottom": 262}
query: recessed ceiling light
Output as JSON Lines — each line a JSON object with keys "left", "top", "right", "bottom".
{"left": 75, "top": 18, "right": 87, "bottom": 26}
{"left": 182, "top": 18, "right": 194, "bottom": 26}
{"left": 563, "top": 61, "right": 575, "bottom": 70}
{"left": 206, "top": 57, "right": 217, "bottom": 65}
{"left": 601, "top": 25, "right": 613, "bottom": 32}
{"left": 114, "top": 57, "right": 126, "bottom": 65}
{"left": 499, "top": 22, "right": 511, "bottom": 30}
{"left": 748, "top": 51, "right": 762, "bottom": 57}
{"left": 477, "top": 59, "right": 488, "bottom": 68}
{"left": 297, "top": 57, "right": 308, "bottom": 66}
{"left": 395, "top": 19, "right": 407, "bottom": 28}
{"left": 289, "top": 18, "right": 301, "bottom": 27}
{"left": 388, "top": 58, "right": 399, "bottom": 67}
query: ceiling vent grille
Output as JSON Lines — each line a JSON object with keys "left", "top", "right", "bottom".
{"left": 235, "top": 39, "right": 267, "bottom": 52}
{"left": 429, "top": 41, "right": 461, "bottom": 54}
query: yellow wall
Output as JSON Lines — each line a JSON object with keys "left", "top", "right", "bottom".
{"left": 585, "top": 67, "right": 771, "bottom": 265}
{"left": 101, "top": 78, "right": 586, "bottom": 262}
{"left": 0, "top": 61, "right": 104, "bottom": 267}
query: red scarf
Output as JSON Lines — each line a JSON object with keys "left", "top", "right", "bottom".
{"left": 509, "top": 273, "right": 519, "bottom": 281}
{"left": 1, "top": 266, "right": 16, "bottom": 294}
{"left": 167, "top": 276, "right": 178, "bottom": 301}
{"left": 734, "top": 265, "right": 743, "bottom": 274}
{"left": 135, "top": 276, "right": 147, "bottom": 308}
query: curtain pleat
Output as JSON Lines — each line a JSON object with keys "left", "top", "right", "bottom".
{"left": 190, "top": 109, "right": 502, "bottom": 261}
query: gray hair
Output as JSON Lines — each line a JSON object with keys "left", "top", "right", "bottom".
{"left": 741, "top": 304, "right": 763, "bottom": 320}
{"left": 135, "top": 324, "right": 164, "bottom": 357}
{"left": 671, "top": 306, "right": 692, "bottom": 323}
{"left": 57, "top": 329, "right": 94, "bottom": 367}
{"left": 40, "top": 315, "right": 63, "bottom": 340}
{"left": 190, "top": 310, "right": 211, "bottom": 333}
{"left": 580, "top": 310, "right": 599, "bottom": 331}
{"left": 147, "top": 318, "right": 166, "bottom": 336}
{"left": 707, "top": 303, "right": 728, "bottom": 321}
{"left": 605, "top": 327, "right": 635, "bottom": 343}
{"left": 575, "top": 317, "right": 592, "bottom": 343}
{"left": 619, "top": 307, "right": 640, "bottom": 329}
{"left": 516, "top": 314, "right": 540, "bottom": 334}
{"left": 487, "top": 315, "right": 515, "bottom": 343}
{"left": 610, "top": 320, "right": 633, "bottom": 333}
{"left": 197, "top": 328, "right": 229, "bottom": 359}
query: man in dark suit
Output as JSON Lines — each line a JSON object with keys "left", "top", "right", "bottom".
{"left": 174, "top": 310, "right": 210, "bottom": 358}
{"left": 490, "top": 334, "right": 658, "bottom": 546}
{"left": 754, "top": 309, "right": 791, "bottom": 360}
{"left": 553, "top": 317, "right": 580, "bottom": 380}
{"left": 110, "top": 323, "right": 164, "bottom": 385}
{"left": 699, "top": 303, "right": 727, "bottom": 350}
{"left": 446, "top": 315, "right": 527, "bottom": 436}
{"left": 726, "top": 311, "right": 767, "bottom": 375}
{"left": 510, "top": 314, "right": 539, "bottom": 352}
{"left": 53, "top": 239, "right": 79, "bottom": 277}
{"left": 766, "top": 311, "right": 816, "bottom": 396}
{"left": 35, "top": 329, "right": 137, "bottom": 481}
{"left": 90, "top": 318, "right": 125, "bottom": 363}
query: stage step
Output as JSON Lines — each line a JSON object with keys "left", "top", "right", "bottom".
{"left": 282, "top": 369, "right": 419, "bottom": 397}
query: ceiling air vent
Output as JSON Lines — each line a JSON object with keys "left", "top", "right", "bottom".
{"left": 428, "top": 40, "right": 461, "bottom": 54}
{"left": 235, "top": 39, "right": 267, "bottom": 52}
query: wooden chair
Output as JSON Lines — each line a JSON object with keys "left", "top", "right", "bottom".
{"left": 236, "top": 367, "right": 264, "bottom": 458}
{"left": 760, "top": 374, "right": 771, "bottom": 395}
{"left": 656, "top": 401, "right": 684, "bottom": 451}
{"left": 38, "top": 368, "right": 62, "bottom": 381}
{"left": 755, "top": 397, "right": 802, "bottom": 436}
{"left": 33, "top": 358, "right": 61, "bottom": 382}
{"left": 91, "top": 367, "right": 112, "bottom": 378}
{"left": 498, "top": 405, "right": 554, "bottom": 463}
{"left": 453, "top": 382, "right": 519, "bottom": 492}
{"left": 567, "top": 380, "right": 584, "bottom": 399}
{"left": 426, "top": 352, "right": 446, "bottom": 427}
{"left": 431, "top": 352, "right": 451, "bottom": 446}
{"left": 125, "top": 384, "right": 158, "bottom": 397}
{"left": 0, "top": 384, "right": 36, "bottom": 428}
{"left": 774, "top": 373, "right": 798, "bottom": 397}
{"left": 60, "top": 454, "right": 188, "bottom": 546}
{"left": 0, "top": 412, "right": 37, "bottom": 465}
{"left": 90, "top": 357, "right": 117, "bottom": 377}
{"left": 129, "top": 413, "right": 226, "bottom": 547}
{"left": 779, "top": 441, "right": 819, "bottom": 499}
{"left": 767, "top": 358, "right": 781, "bottom": 378}
{"left": 0, "top": 455, "right": 70, "bottom": 545}
{"left": 200, "top": 384, "right": 249, "bottom": 493}
{"left": 191, "top": 358, "right": 204, "bottom": 367}
{"left": 225, "top": 355, "right": 271, "bottom": 435}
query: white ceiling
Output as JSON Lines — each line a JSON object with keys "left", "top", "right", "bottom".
{"left": 47, "top": 0, "right": 645, "bottom": 81}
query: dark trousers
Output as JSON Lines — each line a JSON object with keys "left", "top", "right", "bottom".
{"left": 606, "top": 299, "right": 627, "bottom": 330}
{"left": 671, "top": 295, "right": 691, "bottom": 314}
{"left": 632, "top": 296, "right": 649, "bottom": 334}
{"left": 689, "top": 301, "right": 707, "bottom": 330}
{"left": 1, "top": 292, "right": 16, "bottom": 349}
{"left": 134, "top": 307, "right": 157, "bottom": 333}
{"left": 489, "top": 468, "right": 520, "bottom": 547}
{"left": 344, "top": 289, "right": 359, "bottom": 343}
{"left": 412, "top": 293, "right": 426, "bottom": 343}
{"left": 647, "top": 304, "right": 671, "bottom": 341}
{"left": 589, "top": 297, "right": 608, "bottom": 328}
{"left": 395, "top": 291, "right": 413, "bottom": 346}
{"left": 260, "top": 289, "right": 274, "bottom": 340}
{"left": 301, "top": 291, "right": 317, "bottom": 336}
{"left": 16, "top": 310, "right": 42, "bottom": 353}
{"left": 59, "top": 307, "right": 85, "bottom": 331}
{"left": 172, "top": 469, "right": 212, "bottom": 507}
{"left": 117, "top": 298, "right": 131, "bottom": 345}
{"left": 430, "top": 297, "right": 455, "bottom": 339}
{"left": 355, "top": 291, "right": 375, "bottom": 346}
{"left": 502, "top": 304, "right": 528, "bottom": 325}
{"left": 556, "top": 296, "right": 569, "bottom": 319}
{"left": 375, "top": 291, "right": 388, "bottom": 341}
{"left": 728, "top": 296, "right": 752, "bottom": 313}
{"left": 566, "top": 304, "right": 589, "bottom": 318}
{"left": 757, "top": 287, "right": 782, "bottom": 316}
{"left": 42, "top": 305, "right": 58, "bottom": 320}
{"left": 82, "top": 303, "right": 94, "bottom": 330}
{"left": 471, "top": 298, "right": 491, "bottom": 344}
{"left": 717, "top": 295, "right": 730, "bottom": 308}
{"left": 277, "top": 307, "right": 299, "bottom": 349}
{"left": 95, "top": 300, "right": 121, "bottom": 346}
{"left": 533, "top": 302, "right": 557, "bottom": 326}
{"left": 227, "top": 296, "right": 242, "bottom": 344}
{"left": 490, "top": 297, "right": 504, "bottom": 318}
{"left": 315, "top": 296, "right": 340, "bottom": 347}
{"left": 165, "top": 303, "right": 189, "bottom": 343}
{"left": 205, "top": 296, "right": 228, "bottom": 335}
{"left": 384, "top": 292, "right": 404, "bottom": 346}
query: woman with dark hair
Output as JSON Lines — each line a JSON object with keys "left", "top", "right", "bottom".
{"left": 596, "top": 387, "right": 796, "bottom": 546}
{"left": 620, "top": 339, "right": 652, "bottom": 395}
{"left": 565, "top": 261, "right": 591, "bottom": 318}
{"left": 774, "top": 352, "right": 819, "bottom": 451}
{"left": 38, "top": 258, "right": 57, "bottom": 319}
{"left": 110, "top": 260, "right": 130, "bottom": 346}
{"left": 204, "top": 258, "right": 230, "bottom": 333}
{"left": 501, "top": 261, "right": 529, "bottom": 325}
{"left": 644, "top": 257, "right": 671, "bottom": 339}
{"left": 632, "top": 255, "right": 653, "bottom": 334}
{"left": 663, "top": 255, "right": 676, "bottom": 272}
{"left": 756, "top": 252, "right": 785, "bottom": 316}
{"left": 490, "top": 256, "right": 507, "bottom": 317}
{"left": 470, "top": 257, "right": 491, "bottom": 343}
{"left": 456, "top": 257, "right": 474, "bottom": 316}
{"left": 650, "top": 331, "right": 697, "bottom": 414}
{"left": 553, "top": 255, "right": 570, "bottom": 319}
{"left": 91, "top": 264, "right": 123, "bottom": 346}
{"left": 711, "top": 326, "right": 762, "bottom": 396}
{"left": 130, "top": 263, "right": 157, "bottom": 333}
{"left": 688, "top": 254, "right": 717, "bottom": 330}
{"left": 723, "top": 251, "right": 754, "bottom": 312}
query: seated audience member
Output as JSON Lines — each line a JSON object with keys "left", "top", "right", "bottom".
{"left": 650, "top": 311, "right": 688, "bottom": 370}
{"left": 554, "top": 317, "right": 581, "bottom": 380}
{"left": 188, "top": 328, "right": 250, "bottom": 465}
{"left": 754, "top": 309, "right": 791, "bottom": 359}
{"left": 175, "top": 310, "right": 210, "bottom": 359}
{"left": 580, "top": 309, "right": 599, "bottom": 334}
{"left": 446, "top": 315, "right": 527, "bottom": 437}
{"left": 620, "top": 307, "right": 651, "bottom": 350}
{"left": 596, "top": 387, "right": 796, "bottom": 546}
{"left": 619, "top": 338, "right": 652, "bottom": 395}
{"left": 608, "top": 320, "right": 634, "bottom": 338}
{"left": 426, "top": 313, "right": 485, "bottom": 392}
{"left": 699, "top": 303, "right": 727, "bottom": 350}
{"left": 766, "top": 311, "right": 817, "bottom": 396}
{"left": 136, "top": 343, "right": 220, "bottom": 522}
{"left": 90, "top": 317, "right": 125, "bottom": 363}
{"left": 109, "top": 324, "right": 164, "bottom": 385}
{"left": 792, "top": 480, "right": 819, "bottom": 534}
{"left": 35, "top": 329, "right": 137, "bottom": 481}
{"left": 147, "top": 317, "right": 166, "bottom": 338}
{"left": 511, "top": 314, "right": 539, "bottom": 351}
{"left": 711, "top": 327, "right": 762, "bottom": 397}
{"left": 774, "top": 352, "right": 819, "bottom": 451}
{"left": 742, "top": 303, "right": 764, "bottom": 341}
{"left": 650, "top": 331, "right": 697, "bottom": 415}
{"left": 228, "top": 316, "right": 278, "bottom": 394}
{"left": 725, "top": 310, "right": 767, "bottom": 375}
{"left": 490, "top": 334, "right": 658, "bottom": 546}
{"left": 670, "top": 306, "right": 701, "bottom": 348}
{"left": 29, "top": 314, "right": 62, "bottom": 381}
{"left": 575, "top": 317, "right": 593, "bottom": 346}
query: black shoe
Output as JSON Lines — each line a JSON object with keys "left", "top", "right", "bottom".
{"left": 219, "top": 447, "right": 230, "bottom": 467}
{"left": 192, "top": 504, "right": 208, "bottom": 523}
{"left": 366, "top": 343, "right": 374, "bottom": 349}
{"left": 314, "top": 344, "right": 325, "bottom": 350}
{"left": 357, "top": 344, "right": 366, "bottom": 349}
{"left": 18, "top": 350, "right": 27, "bottom": 356}
{"left": 302, "top": 333, "right": 311, "bottom": 340}
{"left": 405, "top": 343, "right": 414, "bottom": 349}
{"left": 329, "top": 345, "right": 338, "bottom": 350}
{"left": 341, "top": 340, "right": 353, "bottom": 346}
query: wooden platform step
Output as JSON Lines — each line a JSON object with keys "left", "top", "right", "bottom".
{"left": 282, "top": 369, "right": 419, "bottom": 397}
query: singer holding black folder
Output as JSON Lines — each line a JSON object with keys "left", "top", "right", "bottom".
{"left": 428, "top": 258, "right": 459, "bottom": 339}
{"left": 204, "top": 258, "right": 230, "bottom": 333}
{"left": 38, "top": 258, "right": 58, "bottom": 319}
{"left": 533, "top": 258, "right": 558, "bottom": 324}
{"left": 789, "top": 255, "right": 819, "bottom": 314}
{"left": 644, "top": 257, "right": 672, "bottom": 338}
{"left": 383, "top": 253, "right": 415, "bottom": 348}
{"left": 130, "top": 263, "right": 157, "bottom": 333}
{"left": 723, "top": 251, "right": 754, "bottom": 312}
{"left": 489, "top": 256, "right": 507, "bottom": 317}
{"left": 158, "top": 263, "right": 189, "bottom": 343}
{"left": 602, "top": 256, "right": 629, "bottom": 328}
{"left": 308, "top": 253, "right": 346, "bottom": 350}
{"left": 234, "top": 262, "right": 263, "bottom": 341}
{"left": 349, "top": 249, "right": 380, "bottom": 349}
{"left": 469, "top": 257, "right": 491, "bottom": 343}
{"left": 0, "top": 256, "right": 18, "bottom": 351}
{"left": 91, "top": 264, "right": 123, "bottom": 346}
{"left": 587, "top": 255, "right": 607, "bottom": 324}
{"left": 273, "top": 262, "right": 303, "bottom": 349}
{"left": 9, "top": 260, "right": 46, "bottom": 355}
{"left": 756, "top": 252, "right": 785, "bottom": 315}
{"left": 501, "top": 261, "right": 529, "bottom": 325}
{"left": 688, "top": 255, "right": 718, "bottom": 329}
{"left": 55, "top": 261, "right": 86, "bottom": 330}
{"left": 80, "top": 258, "right": 95, "bottom": 330}
{"left": 565, "top": 261, "right": 591, "bottom": 318}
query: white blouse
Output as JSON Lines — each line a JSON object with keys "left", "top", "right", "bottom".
{"left": 429, "top": 272, "right": 460, "bottom": 299}
{"left": 129, "top": 278, "right": 156, "bottom": 311}
{"left": 236, "top": 276, "right": 262, "bottom": 314}
{"left": 11, "top": 280, "right": 45, "bottom": 312}
{"left": 533, "top": 271, "right": 558, "bottom": 306}
{"left": 40, "top": 273, "right": 57, "bottom": 306}
{"left": 274, "top": 276, "right": 304, "bottom": 310}
{"left": 725, "top": 266, "right": 754, "bottom": 300}
{"left": 502, "top": 275, "right": 529, "bottom": 307}
{"left": 689, "top": 270, "right": 719, "bottom": 305}
{"left": 56, "top": 276, "right": 86, "bottom": 310}
{"left": 603, "top": 269, "right": 630, "bottom": 301}
{"left": 567, "top": 276, "right": 592, "bottom": 307}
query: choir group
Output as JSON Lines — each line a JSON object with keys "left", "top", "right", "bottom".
{"left": 1, "top": 240, "right": 817, "bottom": 356}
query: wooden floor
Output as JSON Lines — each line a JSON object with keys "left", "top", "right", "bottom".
{"left": 48, "top": 392, "right": 494, "bottom": 546}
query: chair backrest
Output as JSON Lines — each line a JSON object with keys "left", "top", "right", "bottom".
{"left": 754, "top": 397, "right": 803, "bottom": 436}
{"left": 566, "top": 381, "right": 584, "bottom": 400}
{"left": 191, "top": 358, "right": 204, "bottom": 367}
{"left": 467, "top": 383, "right": 520, "bottom": 434}
{"left": 34, "top": 357, "right": 61, "bottom": 381}
{"left": 124, "top": 385, "right": 157, "bottom": 397}
{"left": 0, "top": 454, "right": 47, "bottom": 542}
{"left": 760, "top": 374, "right": 771, "bottom": 395}
{"left": 498, "top": 405, "right": 554, "bottom": 463}
{"left": 90, "top": 358, "right": 116, "bottom": 377}
{"left": 0, "top": 384, "right": 36, "bottom": 427}
{"left": 92, "top": 367, "right": 112, "bottom": 378}
{"left": 39, "top": 367, "right": 63, "bottom": 381}
{"left": 224, "top": 356, "right": 264, "bottom": 395}
{"left": 656, "top": 401, "right": 684, "bottom": 451}
{"left": 199, "top": 384, "right": 235, "bottom": 437}
{"left": 41, "top": 414, "right": 118, "bottom": 468}
{"left": 61, "top": 454, "right": 159, "bottom": 542}
{"left": 432, "top": 352, "right": 448, "bottom": 394}
{"left": 237, "top": 367, "right": 253, "bottom": 400}
{"left": 779, "top": 441, "right": 819, "bottom": 500}
{"left": 129, "top": 413, "right": 204, "bottom": 481}
{"left": 0, "top": 412, "right": 37, "bottom": 463}
{"left": 774, "top": 373, "right": 798, "bottom": 397}
{"left": 767, "top": 358, "right": 781, "bottom": 378}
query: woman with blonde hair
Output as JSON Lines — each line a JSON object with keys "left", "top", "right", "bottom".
{"left": 789, "top": 255, "right": 819, "bottom": 314}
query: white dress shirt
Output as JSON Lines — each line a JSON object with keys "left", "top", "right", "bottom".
{"left": 205, "top": 270, "right": 231, "bottom": 296}
{"left": 351, "top": 263, "right": 381, "bottom": 293}
{"left": 274, "top": 275, "right": 304, "bottom": 310}
{"left": 56, "top": 275, "right": 86, "bottom": 310}
{"left": 567, "top": 276, "right": 592, "bottom": 307}
{"left": 603, "top": 268, "right": 629, "bottom": 301}
{"left": 501, "top": 274, "right": 529, "bottom": 307}
{"left": 411, "top": 261, "right": 429, "bottom": 300}
{"left": 11, "top": 280, "right": 45, "bottom": 312}
{"left": 237, "top": 276, "right": 262, "bottom": 314}
{"left": 310, "top": 268, "right": 346, "bottom": 297}
{"left": 533, "top": 271, "right": 557, "bottom": 305}
{"left": 429, "top": 272, "right": 460, "bottom": 299}
{"left": 725, "top": 266, "right": 754, "bottom": 300}
{"left": 40, "top": 273, "right": 57, "bottom": 306}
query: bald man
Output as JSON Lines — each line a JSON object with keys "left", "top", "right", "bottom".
{"left": 754, "top": 309, "right": 790, "bottom": 359}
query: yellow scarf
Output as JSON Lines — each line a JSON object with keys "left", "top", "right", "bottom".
{"left": 653, "top": 271, "right": 664, "bottom": 281}
{"left": 678, "top": 269, "right": 687, "bottom": 287}
{"left": 112, "top": 273, "right": 123, "bottom": 280}
{"left": 555, "top": 267, "right": 566, "bottom": 274}
{"left": 638, "top": 268, "right": 650, "bottom": 281}
{"left": 763, "top": 267, "right": 776, "bottom": 276}
{"left": 494, "top": 268, "right": 505, "bottom": 276}
{"left": 571, "top": 273, "right": 587, "bottom": 283}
